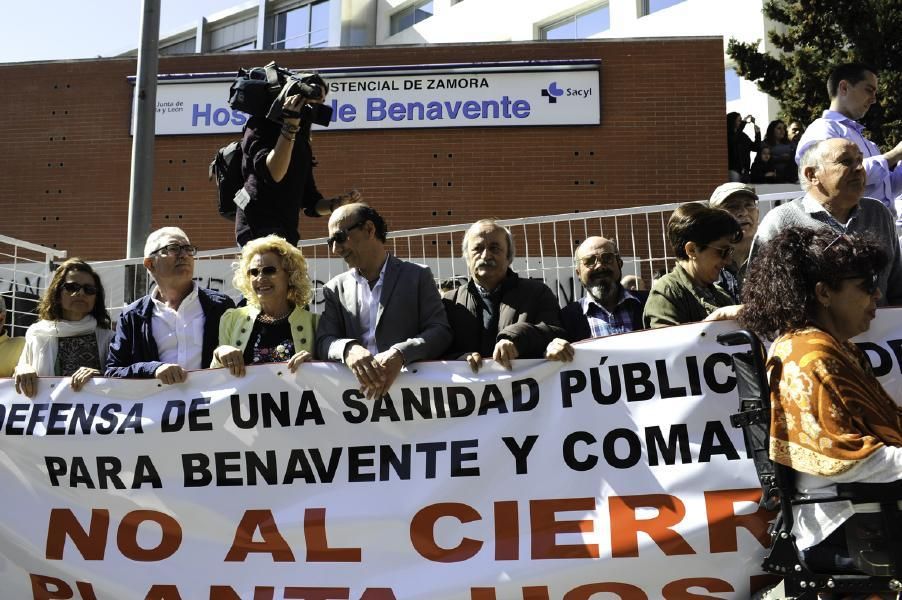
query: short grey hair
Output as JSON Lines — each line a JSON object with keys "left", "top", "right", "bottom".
{"left": 144, "top": 227, "right": 189, "bottom": 258}
{"left": 461, "top": 219, "right": 515, "bottom": 262}
{"left": 573, "top": 237, "right": 619, "bottom": 263}
{"left": 798, "top": 140, "right": 831, "bottom": 191}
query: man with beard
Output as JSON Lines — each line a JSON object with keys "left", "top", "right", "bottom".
{"left": 545, "top": 236, "right": 645, "bottom": 362}
{"left": 708, "top": 182, "right": 760, "bottom": 302}
{"left": 442, "top": 219, "right": 566, "bottom": 373}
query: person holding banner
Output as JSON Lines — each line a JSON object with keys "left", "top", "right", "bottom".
{"left": 105, "top": 228, "right": 235, "bottom": 384}
{"left": 211, "top": 235, "right": 316, "bottom": 375}
{"left": 443, "top": 219, "right": 566, "bottom": 372}
{"left": 643, "top": 202, "right": 743, "bottom": 328}
{"left": 0, "top": 296, "right": 24, "bottom": 377}
{"left": 13, "top": 259, "right": 114, "bottom": 397}
{"left": 740, "top": 226, "right": 902, "bottom": 572}
{"left": 316, "top": 203, "right": 451, "bottom": 399}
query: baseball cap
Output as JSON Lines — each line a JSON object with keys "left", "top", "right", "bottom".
{"left": 709, "top": 182, "right": 758, "bottom": 208}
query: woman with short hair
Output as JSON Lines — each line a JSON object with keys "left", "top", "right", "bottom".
{"left": 212, "top": 235, "right": 317, "bottom": 375}
{"left": 14, "top": 258, "right": 113, "bottom": 397}
{"left": 740, "top": 226, "right": 901, "bottom": 572}
{"left": 643, "top": 202, "right": 742, "bottom": 328}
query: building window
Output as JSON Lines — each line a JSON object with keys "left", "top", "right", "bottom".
{"left": 541, "top": 4, "right": 610, "bottom": 40}
{"left": 210, "top": 17, "right": 257, "bottom": 52}
{"left": 270, "top": 0, "right": 332, "bottom": 49}
{"left": 390, "top": 1, "right": 434, "bottom": 36}
{"left": 725, "top": 68, "right": 741, "bottom": 102}
{"left": 160, "top": 37, "right": 196, "bottom": 55}
{"left": 639, "top": 0, "right": 686, "bottom": 16}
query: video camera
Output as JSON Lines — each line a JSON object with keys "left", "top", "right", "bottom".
{"left": 228, "top": 61, "right": 332, "bottom": 127}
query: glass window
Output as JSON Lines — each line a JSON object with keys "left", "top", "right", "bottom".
{"left": 390, "top": 0, "right": 434, "bottom": 35}
{"left": 541, "top": 4, "right": 610, "bottom": 40}
{"left": 640, "top": 0, "right": 685, "bottom": 16}
{"left": 160, "top": 37, "right": 196, "bottom": 55}
{"left": 270, "top": 0, "right": 332, "bottom": 49}
{"left": 725, "top": 68, "right": 741, "bottom": 102}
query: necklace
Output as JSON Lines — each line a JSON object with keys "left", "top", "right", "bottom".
{"left": 257, "top": 307, "right": 293, "bottom": 324}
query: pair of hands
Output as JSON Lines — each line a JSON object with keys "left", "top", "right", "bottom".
{"left": 212, "top": 345, "right": 312, "bottom": 378}
{"left": 463, "top": 339, "right": 521, "bottom": 373}
{"left": 14, "top": 366, "right": 99, "bottom": 398}
{"left": 345, "top": 344, "right": 404, "bottom": 400}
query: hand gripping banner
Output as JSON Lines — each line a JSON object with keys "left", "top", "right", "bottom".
{"left": 3, "top": 313, "right": 901, "bottom": 600}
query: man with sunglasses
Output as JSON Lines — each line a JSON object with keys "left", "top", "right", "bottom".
{"left": 545, "top": 236, "right": 646, "bottom": 362}
{"left": 751, "top": 138, "right": 902, "bottom": 306}
{"left": 442, "top": 219, "right": 566, "bottom": 372}
{"left": 105, "top": 227, "right": 235, "bottom": 384}
{"left": 316, "top": 204, "right": 451, "bottom": 399}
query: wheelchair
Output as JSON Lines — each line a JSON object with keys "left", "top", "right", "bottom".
{"left": 717, "top": 330, "right": 902, "bottom": 599}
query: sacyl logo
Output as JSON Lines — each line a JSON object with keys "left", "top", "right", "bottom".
{"left": 540, "top": 81, "right": 564, "bottom": 103}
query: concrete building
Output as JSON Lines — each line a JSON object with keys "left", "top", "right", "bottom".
{"left": 136, "top": 0, "right": 782, "bottom": 123}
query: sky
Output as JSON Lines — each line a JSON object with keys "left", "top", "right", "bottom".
{"left": 1, "top": 0, "right": 245, "bottom": 64}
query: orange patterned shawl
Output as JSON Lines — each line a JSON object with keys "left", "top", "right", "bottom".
{"left": 767, "top": 327, "right": 902, "bottom": 477}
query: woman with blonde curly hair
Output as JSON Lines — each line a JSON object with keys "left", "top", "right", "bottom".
{"left": 212, "top": 235, "right": 316, "bottom": 375}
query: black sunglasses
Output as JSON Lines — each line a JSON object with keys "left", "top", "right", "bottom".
{"left": 326, "top": 221, "right": 366, "bottom": 246}
{"left": 247, "top": 266, "right": 281, "bottom": 278}
{"left": 62, "top": 282, "right": 98, "bottom": 296}
{"left": 840, "top": 273, "right": 880, "bottom": 295}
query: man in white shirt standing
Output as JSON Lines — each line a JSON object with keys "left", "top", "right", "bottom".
{"left": 795, "top": 62, "right": 902, "bottom": 218}
{"left": 105, "top": 227, "right": 235, "bottom": 383}
{"left": 315, "top": 204, "right": 451, "bottom": 399}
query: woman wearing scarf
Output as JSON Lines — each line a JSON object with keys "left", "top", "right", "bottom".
{"left": 740, "top": 226, "right": 902, "bottom": 573}
{"left": 14, "top": 258, "right": 114, "bottom": 397}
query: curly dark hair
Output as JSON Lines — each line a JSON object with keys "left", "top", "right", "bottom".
{"left": 739, "top": 227, "right": 887, "bottom": 340}
{"left": 38, "top": 258, "right": 111, "bottom": 328}
{"left": 667, "top": 202, "right": 742, "bottom": 260}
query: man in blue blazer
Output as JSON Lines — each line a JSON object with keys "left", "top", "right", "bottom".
{"left": 315, "top": 204, "right": 451, "bottom": 399}
{"left": 105, "top": 227, "right": 234, "bottom": 383}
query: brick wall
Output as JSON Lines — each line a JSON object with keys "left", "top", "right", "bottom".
{"left": 0, "top": 38, "right": 726, "bottom": 260}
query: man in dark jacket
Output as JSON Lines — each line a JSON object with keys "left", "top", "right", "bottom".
{"left": 443, "top": 219, "right": 565, "bottom": 373}
{"left": 105, "top": 227, "right": 234, "bottom": 383}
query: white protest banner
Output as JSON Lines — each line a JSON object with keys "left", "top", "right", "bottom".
{"left": 139, "top": 61, "right": 601, "bottom": 135}
{"left": 3, "top": 311, "right": 901, "bottom": 599}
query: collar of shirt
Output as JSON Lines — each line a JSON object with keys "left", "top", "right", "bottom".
{"left": 352, "top": 257, "right": 389, "bottom": 355}
{"left": 580, "top": 285, "right": 637, "bottom": 316}
{"left": 150, "top": 283, "right": 205, "bottom": 370}
{"left": 801, "top": 193, "right": 859, "bottom": 230}
{"left": 821, "top": 109, "right": 864, "bottom": 133}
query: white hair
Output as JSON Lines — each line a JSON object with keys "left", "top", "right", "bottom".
{"left": 144, "top": 227, "right": 189, "bottom": 258}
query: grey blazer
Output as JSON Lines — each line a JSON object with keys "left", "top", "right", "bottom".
{"left": 315, "top": 254, "right": 452, "bottom": 363}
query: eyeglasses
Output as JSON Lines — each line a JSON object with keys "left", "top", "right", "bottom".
{"left": 840, "top": 273, "right": 880, "bottom": 296}
{"left": 707, "top": 245, "right": 735, "bottom": 260}
{"left": 62, "top": 282, "right": 98, "bottom": 296}
{"left": 824, "top": 232, "right": 850, "bottom": 252}
{"left": 578, "top": 253, "right": 618, "bottom": 268}
{"left": 151, "top": 243, "right": 197, "bottom": 257}
{"left": 247, "top": 266, "right": 281, "bottom": 278}
{"left": 326, "top": 221, "right": 366, "bottom": 246}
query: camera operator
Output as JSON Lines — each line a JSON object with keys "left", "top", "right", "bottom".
{"left": 236, "top": 74, "right": 359, "bottom": 247}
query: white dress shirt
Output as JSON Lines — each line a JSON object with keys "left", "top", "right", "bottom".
{"left": 151, "top": 285, "right": 205, "bottom": 370}
{"left": 351, "top": 258, "right": 389, "bottom": 355}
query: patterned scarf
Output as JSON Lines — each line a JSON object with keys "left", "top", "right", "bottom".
{"left": 767, "top": 326, "right": 902, "bottom": 477}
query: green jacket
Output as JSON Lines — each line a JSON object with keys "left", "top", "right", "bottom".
{"left": 211, "top": 304, "right": 317, "bottom": 367}
{"left": 643, "top": 263, "right": 735, "bottom": 329}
